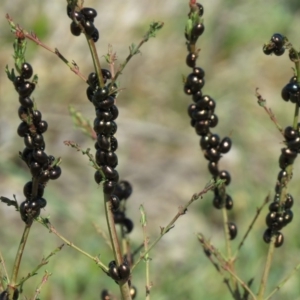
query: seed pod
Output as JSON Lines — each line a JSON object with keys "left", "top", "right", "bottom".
{"left": 227, "top": 222, "right": 237, "bottom": 240}
{"left": 263, "top": 228, "right": 272, "bottom": 244}
{"left": 23, "top": 181, "right": 44, "bottom": 198}
{"left": 118, "top": 262, "right": 130, "bottom": 280}
{"left": 275, "top": 232, "right": 284, "bottom": 247}
{"left": 19, "top": 96, "right": 34, "bottom": 108}
{"left": 21, "top": 62, "right": 33, "bottom": 79}
{"left": 219, "top": 137, "right": 232, "bottom": 154}
{"left": 110, "top": 195, "right": 120, "bottom": 211}
{"left": 225, "top": 194, "right": 233, "bottom": 210}
{"left": 49, "top": 166, "right": 62, "bottom": 180}
{"left": 17, "top": 122, "right": 30, "bottom": 137}
{"left": 212, "top": 195, "right": 223, "bottom": 209}
{"left": 130, "top": 286, "right": 137, "bottom": 299}
{"left": 98, "top": 96, "right": 115, "bottom": 110}
{"left": 33, "top": 149, "right": 48, "bottom": 165}
{"left": 97, "top": 135, "right": 110, "bottom": 151}
{"left": 37, "top": 120, "right": 48, "bottom": 134}
{"left": 110, "top": 136, "right": 118, "bottom": 151}
{"left": 208, "top": 161, "right": 219, "bottom": 177}
{"left": 94, "top": 170, "right": 104, "bottom": 184}
{"left": 0, "top": 291, "right": 8, "bottom": 300}
{"left": 219, "top": 170, "right": 231, "bottom": 186}
{"left": 103, "top": 180, "right": 116, "bottom": 194}
{"left": 114, "top": 181, "right": 133, "bottom": 200}
{"left": 186, "top": 52, "right": 197, "bottom": 68}
{"left": 284, "top": 194, "right": 294, "bottom": 209}
{"left": 108, "top": 261, "right": 120, "bottom": 281}
{"left": 81, "top": 7, "right": 97, "bottom": 21}
{"left": 100, "top": 290, "right": 111, "bottom": 300}
{"left": 123, "top": 218, "right": 134, "bottom": 233}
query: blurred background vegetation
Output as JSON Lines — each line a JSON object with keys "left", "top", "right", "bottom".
{"left": 1, "top": 0, "right": 300, "bottom": 299}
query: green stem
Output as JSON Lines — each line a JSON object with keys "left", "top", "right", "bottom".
{"left": 221, "top": 206, "right": 239, "bottom": 298}
{"left": 132, "top": 181, "right": 216, "bottom": 271}
{"left": 225, "top": 265, "right": 257, "bottom": 300}
{"left": 103, "top": 194, "right": 132, "bottom": 300}
{"left": 140, "top": 206, "right": 151, "bottom": 299}
{"left": 292, "top": 103, "right": 299, "bottom": 129}
{"left": 37, "top": 219, "right": 108, "bottom": 272}
{"left": 0, "top": 249, "right": 9, "bottom": 288}
{"left": 17, "top": 244, "right": 63, "bottom": 287}
{"left": 31, "top": 178, "right": 39, "bottom": 199}
{"left": 119, "top": 282, "right": 132, "bottom": 300}
{"left": 222, "top": 206, "right": 232, "bottom": 259}
{"left": 293, "top": 56, "right": 300, "bottom": 129}
{"left": 104, "top": 194, "right": 122, "bottom": 265}
{"left": 111, "top": 39, "right": 145, "bottom": 85}
{"left": 235, "top": 195, "right": 269, "bottom": 254}
{"left": 32, "top": 271, "right": 51, "bottom": 300}
{"left": 257, "top": 238, "right": 275, "bottom": 300}
{"left": 265, "top": 262, "right": 300, "bottom": 300}
{"left": 5, "top": 15, "right": 87, "bottom": 81}
{"left": 86, "top": 36, "right": 104, "bottom": 88}
{"left": 10, "top": 224, "right": 31, "bottom": 285}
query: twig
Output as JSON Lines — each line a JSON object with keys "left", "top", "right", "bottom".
{"left": 32, "top": 271, "right": 52, "bottom": 300}
{"left": 236, "top": 194, "right": 270, "bottom": 253}
{"left": 35, "top": 217, "right": 108, "bottom": 273}
{"left": 197, "top": 234, "right": 235, "bottom": 298}
{"left": 85, "top": 35, "right": 104, "bottom": 88}
{"left": 140, "top": 205, "right": 152, "bottom": 299}
{"left": 255, "top": 88, "right": 283, "bottom": 135}
{"left": 93, "top": 222, "right": 113, "bottom": 251}
{"left": 256, "top": 237, "right": 276, "bottom": 300}
{"left": 5, "top": 14, "right": 87, "bottom": 82}
{"left": 103, "top": 194, "right": 132, "bottom": 300}
{"left": 224, "top": 266, "right": 257, "bottom": 300}
{"left": 10, "top": 224, "right": 32, "bottom": 286}
{"left": 265, "top": 262, "right": 300, "bottom": 300}
{"left": 0, "top": 249, "right": 9, "bottom": 288}
{"left": 68, "top": 106, "right": 96, "bottom": 140}
{"left": 17, "top": 244, "right": 64, "bottom": 288}
{"left": 111, "top": 22, "right": 164, "bottom": 85}
{"left": 131, "top": 180, "right": 217, "bottom": 272}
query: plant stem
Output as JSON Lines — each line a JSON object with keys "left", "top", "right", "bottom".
{"left": 221, "top": 205, "right": 240, "bottom": 298}
{"left": 224, "top": 265, "right": 257, "bottom": 300}
{"left": 257, "top": 238, "right": 275, "bottom": 300}
{"left": 10, "top": 224, "right": 31, "bottom": 285}
{"left": 222, "top": 206, "right": 232, "bottom": 259}
{"left": 5, "top": 14, "right": 87, "bottom": 81}
{"left": 0, "top": 249, "right": 9, "bottom": 288}
{"left": 104, "top": 194, "right": 122, "bottom": 265}
{"left": 293, "top": 57, "right": 300, "bottom": 129}
{"left": 265, "top": 262, "right": 300, "bottom": 300}
{"left": 36, "top": 218, "right": 108, "bottom": 272}
{"left": 236, "top": 195, "right": 269, "bottom": 254}
{"left": 131, "top": 181, "right": 216, "bottom": 271}
{"left": 111, "top": 21, "right": 164, "bottom": 86}
{"left": 32, "top": 271, "right": 51, "bottom": 300}
{"left": 17, "top": 244, "right": 63, "bottom": 287}
{"left": 103, "top": 194, "right": 132, "bottom": 300}
{"left": 86, "top": 36, "right": 105, "bottom": 88}
{"left": 140, "top": 205, "right": 151, "bottom": 299}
